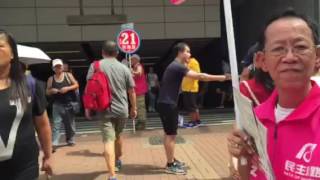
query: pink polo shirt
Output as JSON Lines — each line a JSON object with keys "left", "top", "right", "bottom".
{"left": 133, "top": 63, "right": 148, "bottom": 96}
{"left": 252, "top": 82, "right": 320, "bottom": 179}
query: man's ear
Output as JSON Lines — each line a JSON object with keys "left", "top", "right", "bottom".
{"left": 256, "top": 51, "right": 268, "bottom": 72}
{"left": 315, "top": 45, "right": 320, "bottom": 62}
{"left": 313, "top": 46, "right": 320, "bottom": 71}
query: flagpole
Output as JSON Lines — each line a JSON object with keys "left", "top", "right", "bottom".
{"left": 223, "top": 0, "right": 247, "bottom": 166}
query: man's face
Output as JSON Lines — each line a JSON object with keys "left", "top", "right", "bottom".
{"left": 260, "top": 18, "right": 318, "bottom": 90}
{"left": 131, "top": 57, "right": 139, "bottom": 66}
{"left": 179, "top": 46, "right": 191, "bottom": 63}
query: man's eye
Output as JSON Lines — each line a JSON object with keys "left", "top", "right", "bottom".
{"left": 295, "top": 45, "right": 308, "bottom": 50}
{"left": 271, "top": 47, "right": 285, "bottom": 52}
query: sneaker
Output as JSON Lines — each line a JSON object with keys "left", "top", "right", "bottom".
{"left": 115, "top": 160, "right": 122, "bottom": 172}
{"left": 174, "top": 159, "right": 186, "bottom": 168}
{"left": 184, "top": 121, "right": 201, "bottom": 128}
{"left": 183, "top": 121, "right": 195, "bottom": 128}
{"left": 165, "top": 162, "right": 187, "bottom": 175}
{"left": 108, "top": 177, "right": 117, "bottom": 180}
{"left": 193, "top": 120, "right": 201, "bottom": 127}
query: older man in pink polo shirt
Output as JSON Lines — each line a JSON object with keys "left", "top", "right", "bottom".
{"left": 228, "top": 9, "right": 320, "bottom": 179}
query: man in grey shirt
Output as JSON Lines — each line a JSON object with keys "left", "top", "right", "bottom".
{"left": 86, "top": 40, "right": 137, "bottom": 180}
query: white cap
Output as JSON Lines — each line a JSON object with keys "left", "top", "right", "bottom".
{"left": 52, "top": 59, "right": 63, "bottom": 67}
{"left": 131, "top": 54, "right": 141, "bottom": 61}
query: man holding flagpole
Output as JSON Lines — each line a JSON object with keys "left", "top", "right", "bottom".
{"left": 228, "top": 9, "right": 320, "bottom": 179}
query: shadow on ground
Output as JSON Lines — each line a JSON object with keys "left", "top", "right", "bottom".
{"left": 119, "top": 164, "right": 165, "bottom": 175}
{"left": 39, "top": 171, "right": 105, "bottom": 180}
{"left": 66, "top": 149, "right": 103, "bottom": 157}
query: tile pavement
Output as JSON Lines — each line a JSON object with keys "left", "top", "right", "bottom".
{"left": 39, "top": 124, "right": 233, "bottom": 180}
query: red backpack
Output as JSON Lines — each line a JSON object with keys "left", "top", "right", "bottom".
{"left": 83, "top": 61, "right": 112, "bottom": 112}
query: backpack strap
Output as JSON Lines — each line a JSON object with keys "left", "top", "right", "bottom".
{"left": 93, "top": 61, "right": 101, "bottom": 72}
{"left": 26, "top": 74, "right": 36, "bottom": 100}
{"left": 241, "top": 81, "right": 260, "bottom": 105}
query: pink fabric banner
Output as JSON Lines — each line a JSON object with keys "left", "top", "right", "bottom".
{"left": 170, "top": 0, "right": 186, "bottom": 5}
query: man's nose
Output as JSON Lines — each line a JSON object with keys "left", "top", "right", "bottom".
{"left": 281, "top": 48, "right": 298, "bottom": 63}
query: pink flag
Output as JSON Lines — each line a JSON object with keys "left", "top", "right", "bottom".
{"left": 170, "top": 0, "right": 186, "bottom": 5}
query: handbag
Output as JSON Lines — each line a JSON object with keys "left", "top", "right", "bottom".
{"left": 70, "top": 101, "right": 80, "bottom": 114}
{"left": 65, "top": 72, "right": 81, "bottom": 114}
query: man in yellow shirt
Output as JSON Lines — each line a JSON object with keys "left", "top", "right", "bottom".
{"left": 181, "top": 57, "right": 201, "bottom": 128}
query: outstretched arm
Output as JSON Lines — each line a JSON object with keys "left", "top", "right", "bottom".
{"left": 185, "top": 70, "right": 230, "bottom": 82}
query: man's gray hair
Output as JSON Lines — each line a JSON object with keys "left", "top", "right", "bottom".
{"left": 102, "top": 40, "right": 118, "bottom": 56}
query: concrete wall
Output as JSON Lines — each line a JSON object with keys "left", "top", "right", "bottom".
{"left": 0, "top": 0, "right": 220, "bottom": 42}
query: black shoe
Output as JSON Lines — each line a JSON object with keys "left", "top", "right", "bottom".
{"left": 67, "top": 142, "right": 76, "bottom": 146}
{"left": 52, "top": 146, "right": 57, "bottom": 153}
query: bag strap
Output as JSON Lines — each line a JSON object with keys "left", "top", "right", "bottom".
{"left": 64, "top": 72, "right": 71, "bottom": 85}
{"left": 241, "top": 81, "right": 260, "bottom": 105}
{"left": 64, "top": 72, "right": 80, "bottom": 101}
{"left": 26, "top": 74, "right": 36, "bottom": 100}
{"left": 93, "top": 61, "right": 101, "bottom": 72}
{"left": 50, "top": 75, "right": 54, "bottom": 88}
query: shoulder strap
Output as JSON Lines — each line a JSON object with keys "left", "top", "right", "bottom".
{"left": 93, "top": 61, "right": 101, "bottom": 72}
{"left": 50, "top": 75, "right": 54, "bottom": 88}
{"left": 26, "top": 74, "right": 36, "bottom": 99}
{"left": 64, "top": 72, "right": 71, "bottom": 85}
{"left": 241, "top": 81, "right": 260, "bottom": 105}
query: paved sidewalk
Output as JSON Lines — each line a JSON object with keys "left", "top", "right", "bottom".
{"left": 39, "top": 124, "right": 233, "bottom": 180}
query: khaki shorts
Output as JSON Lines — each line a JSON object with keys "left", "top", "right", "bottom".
{"left": 98, "top": 113, "right": 126, "bottom": 142}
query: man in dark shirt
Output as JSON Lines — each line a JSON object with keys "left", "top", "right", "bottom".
{"left": 157, "top": 42, "right": 230, "bottom": 174}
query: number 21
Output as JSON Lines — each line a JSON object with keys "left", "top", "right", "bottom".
{"left": 121, "top": 32, "right": 136, "bottom": 45}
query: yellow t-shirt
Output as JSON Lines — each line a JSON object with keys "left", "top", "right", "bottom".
{"left": 182, "top": 58, "right": 201, "bottom": 92}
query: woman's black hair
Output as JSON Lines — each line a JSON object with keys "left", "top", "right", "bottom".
{"left": 245, "top": 42, "right": 274, "bottom": 91}
{"left": 254, "top": 69, "right": 274, "bottom": 92}
{"left": 0, "top": 30, "right": 29, "bottom": 110}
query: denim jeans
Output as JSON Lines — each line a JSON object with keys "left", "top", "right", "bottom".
{"left": 148, "top": 91, "right": 156, "bottom": 111}
{"left": 52, "top": 103, "right": 76, "bottom": 146}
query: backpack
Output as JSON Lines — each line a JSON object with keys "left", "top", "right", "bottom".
{"left": 82, "top": 61, "right": 112, "bottom": 112}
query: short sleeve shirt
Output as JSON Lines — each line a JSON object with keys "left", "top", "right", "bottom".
{"left": 181, "top": 58, "right": 200, "bottom": 92}
{"left": 0, "top": 78, "right": 47, "bottom": 179}
{"left": 158, "top": 60, "right": 189, "bottom": 105}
